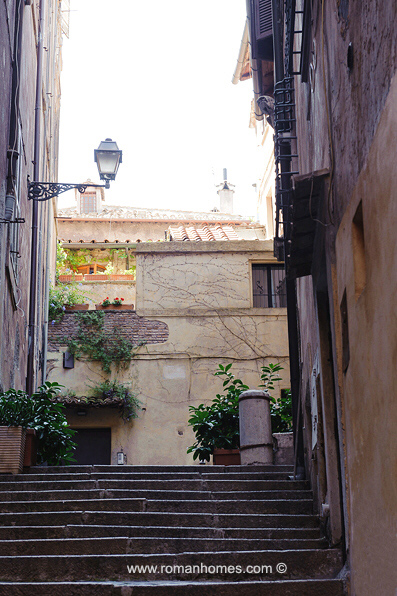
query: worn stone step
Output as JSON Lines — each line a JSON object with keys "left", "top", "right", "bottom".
{"left": 0, "top": 536, "right": 329, "bottom": 555}
{"left": 0, "top": 511, "right": 320, "bottom": 529}
{"left": 7, "top": 472, "right": 293, "bottom": 482}
{"left": 0, "top": 524, "right": 323, "bottom": 541}
{"left": 26, "top": 465, "right": 294, "bottom": 474}
{"left": 0, "top": 549, "right": 343, "bottom": 582}
{"left": 0, "top": 488, "right": 313, "bottom": 502}
{"left": 0, "top": 579, "right": 346, "bottom": 595}
{"left": 0, "top": 479, "right": 310, "bottom": 493}
{"left": 0, "top": 498, "right": 313, "bottom": 515}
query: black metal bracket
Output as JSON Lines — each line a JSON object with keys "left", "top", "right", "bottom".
{"left": 28, "top": 180, "right": 107, "bottom": 201}
{"left": 0, "top": 218, "right": 25, "bottom": 224}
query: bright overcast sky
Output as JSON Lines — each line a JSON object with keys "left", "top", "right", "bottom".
{"left": 58, "top": 0, "right": 260, "bottom": 216}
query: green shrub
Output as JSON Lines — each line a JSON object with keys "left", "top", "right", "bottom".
{"left": 186, "top": 364, "right": 248, "bottom": 462}
{"left": 0, "top": 382, "right": 76, "bottom": 465}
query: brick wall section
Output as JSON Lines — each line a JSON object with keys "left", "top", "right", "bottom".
{"left": 48, "top": 311, "right": 169, "bottom": 351}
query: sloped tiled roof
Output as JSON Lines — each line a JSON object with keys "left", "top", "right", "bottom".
{"left": 57, "top": 205, "right": 252, "bottom": 222}
{"left": 168, "top": 224, "right": 266, "bottom": 242}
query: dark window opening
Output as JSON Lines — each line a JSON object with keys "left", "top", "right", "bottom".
{"left": 252, "top": 264, "right": 287, "bottom": 307}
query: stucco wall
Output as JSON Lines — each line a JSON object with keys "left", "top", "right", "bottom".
{"left": 47, "top": 240, "right": 290, "bottom": 465}
{"left": 292, "top": 5, "right": 397, "bottom": 591}
{"left": 333, "top": 76, "right": 397, "bottom": 596}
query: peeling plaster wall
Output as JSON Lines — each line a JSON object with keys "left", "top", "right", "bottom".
{"left": 47, "top": 240, "right": 290, "bottom": 465}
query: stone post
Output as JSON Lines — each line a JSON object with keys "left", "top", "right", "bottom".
{"left": 238, "top": 389, "right": 273, "bottom": 465}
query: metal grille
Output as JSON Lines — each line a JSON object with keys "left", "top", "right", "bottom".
{"left": 252, "top": 265, "right": 287, "bottom": 308}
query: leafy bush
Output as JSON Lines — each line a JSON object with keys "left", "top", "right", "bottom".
{"left": 48, "top": 283, "right": 88, "bottom": 324}
{"left": 0, "top": 382, "right": 76, "bottom": 465}
{"left": 259, "top": 363, "right": 292, "bottom": 432}
{"left": 187, "top": 362, "right": 293, "bottom": 461}
{"left": 187, "top": 364, "right": 248, "bottom": 462}
{"left": 90, "top": 380, "right": 141, "bottom": 422}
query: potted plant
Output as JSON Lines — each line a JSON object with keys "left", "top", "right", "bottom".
{"left": 112, "top": 297, "right": 124, "bottom": 306}
{"left": 0, "top": 382, "right": 77, "bottom": 472}
{"left": 187, "top": 364, "right": 248, "bottom": 465}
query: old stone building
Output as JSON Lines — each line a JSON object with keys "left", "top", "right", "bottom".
{"left": 0, "top": 0, "right": 67, "bottom": 392}
{"left": 242, "top": 0, "right": 397, "bottom": 593}
{"left": 47, "top": 187, "right": 290, "bottom": 465}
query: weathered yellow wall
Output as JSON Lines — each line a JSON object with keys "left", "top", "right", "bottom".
{"left": 334, "top": 75, "right": 397, "bottom": 596}
{"left": 47, "top": 240, "right": 290, "bottom": 465}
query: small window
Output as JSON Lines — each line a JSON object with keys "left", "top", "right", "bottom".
{"left": 80, "top": 193, "right": 97, "bottom": 214}
{"left": 252, "top": 264, "right": 287, "bottom": 307}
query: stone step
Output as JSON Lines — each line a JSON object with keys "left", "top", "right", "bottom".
{"left": 0, "top": 511, "right": 320, "bottom": 528}
{"left": 0, "top": 579, "right": 346, "bottom": 595}
{"left": 26, "top": 465, "right": 294, "bottom": 474}
{"left": 0, "top": 479, "right": 310, "bottom": 492}
{"left": 5, "top": 472, "right": 294, "bottom": 482}
{"left": 0, "top": 498, "right": 313, "bottom": 515}
{"left": 0, "top": 536, "right": 329, "bottom": 555}
{"left": 0, "top": 549, "right": 343, "bottom": 582}
{"left": 0, "top": 488, "right": 313, "bottom": 502}
{"left": 0, "top": 524, "right": 323, "bottom": 541}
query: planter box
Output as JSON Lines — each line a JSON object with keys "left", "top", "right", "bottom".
{"left": 0, "top": 427, "right": 26, "bottom": 474}
{"left": 109, "top": 274, "right": 136, "bottom": 281}
{"left": 23, "top": 429, "right": 38, "bottom": 468}
{"left": 95, "top": 304, "right": 134, "bottom": 311}
{"left": 84, "top": 274, "right": 109, "bottom": 281}
{"left": 64, "top": 304, "right": 89, "bottom": 312}
{"left": 213, "top": 448, "right": 241, "bottom": 466}
{"left": 58, "top": 274, "right": 84, "bottom": 282}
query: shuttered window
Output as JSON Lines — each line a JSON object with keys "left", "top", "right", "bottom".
{"left": 252, "top": 264, "right": 287, "bottom": 307}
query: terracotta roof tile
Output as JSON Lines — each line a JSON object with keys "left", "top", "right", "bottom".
{"left": 169, "top": 224, "right": 251, "bottom": 241}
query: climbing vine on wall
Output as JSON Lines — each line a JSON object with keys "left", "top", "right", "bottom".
{"left": 67, "top": 311, "right": 139, "bottom": 374}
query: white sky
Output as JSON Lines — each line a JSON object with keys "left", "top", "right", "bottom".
{"left": 58, "top": 0, "right": 260, "bottom": 216}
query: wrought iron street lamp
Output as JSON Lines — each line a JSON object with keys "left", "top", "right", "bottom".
{"left": 94, "top": 138, "right": 122, "bottom": 188}
{"left": 28, "top": 138, "right": 122, "bottom": 201}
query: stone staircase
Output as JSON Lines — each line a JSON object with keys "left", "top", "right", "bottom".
{"left": 0, "top": 465, "right": 346, "bottom": 594}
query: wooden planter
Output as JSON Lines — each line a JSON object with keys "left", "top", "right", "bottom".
{"left": 64, "top": 304, "right": 89, "bottom": 312}
{"left": 95, "top": 304, "right": 134, "bottom": 310}
{"left": 213, "top": 448, "right": 241, "bottom": 466}
{"left": 0, "top": 427, "right": 26, "bottom": 474}
{"left": 23, "top": 429, "right": 38, "bottom": 468}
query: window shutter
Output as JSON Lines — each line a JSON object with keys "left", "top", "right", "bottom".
{"left": 249, "top": 0, "right": 274, "bottom": 61}
{"left": 255, "top": 0, "right": 273, "bottom": 42}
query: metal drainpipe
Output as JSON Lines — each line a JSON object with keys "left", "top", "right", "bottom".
{"left": 272, "top": 0, "right": 304, "bottom": 476}
{"left": 26, "top": 0, "right": 44, "bottom": 396}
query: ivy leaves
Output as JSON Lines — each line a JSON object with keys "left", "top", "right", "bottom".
{"left": 67, "top": 311, "right": 139, "bottom": 374}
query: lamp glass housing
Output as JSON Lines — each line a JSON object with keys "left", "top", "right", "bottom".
{"left": 94, "top": 138, "right": 122, "bottom": 182}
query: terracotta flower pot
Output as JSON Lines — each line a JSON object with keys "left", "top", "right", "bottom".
{"left": 109, "top": 274, "right": 136, "bottom": 281}
{"left": 58, "top": 274, "right": 84, "bottom": 282}
{"left": 213, "top": 448, "right": 241, "bottom": 466}
{"left": 84, "top": 274, "right": 109, "bottom": 281}
{"left": 0, "top": 427, "right": 26, "bottom": 474}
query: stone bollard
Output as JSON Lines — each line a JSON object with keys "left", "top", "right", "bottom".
{"left": 238, "top": 389, "right": 273, "bottom": 465}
